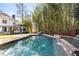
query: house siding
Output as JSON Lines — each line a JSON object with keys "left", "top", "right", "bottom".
{"left": 0, "top": 27, "right": 2, "bottom": 32}
{"left": 0, "top": 12, "right": 16, "bottom": 33}
{"left": 0, "top": 12, "right": 27, "bottom": 34}
{"left": 0, "top": 19, "right": 14, "bottom": 27}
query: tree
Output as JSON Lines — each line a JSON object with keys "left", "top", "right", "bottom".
{"left": 16, "top": 3, "right": 27, "bottom": 24}
{"left": 32, "top": 3, "right": 78, "bottom": 36}
{"left": 74, "top": 4, "right": 79, "bottom": 22}
{"left": 22, "top": 19, "right": 32, "bottom": 33}
{"left": 62, "top": 4, "right": 75, "bottom": 32}
{"left": 32, "top": 3, "right": 62, "bottom": 34}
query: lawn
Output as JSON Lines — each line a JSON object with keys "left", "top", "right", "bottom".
{"left": 0, "top": 35, "right": 17, "bottom": 39}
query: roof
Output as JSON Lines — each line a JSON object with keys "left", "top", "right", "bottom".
{"left": 0, "top": 11, "right": 16, "bottom": 22}
{"left": 0, "top": 11, "right": 11, "bottom": 18}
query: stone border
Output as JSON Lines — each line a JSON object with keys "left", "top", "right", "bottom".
{"left": 60, "top": 35, "right": 78, "bottom": 40}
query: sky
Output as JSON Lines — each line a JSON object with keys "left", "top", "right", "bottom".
{"left": 0, "top": 3, "right": 37, "bottom": 17}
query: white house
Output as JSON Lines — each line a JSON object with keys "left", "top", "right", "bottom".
{"left": 0, "top": 12, "right": 26, "bottom": 34}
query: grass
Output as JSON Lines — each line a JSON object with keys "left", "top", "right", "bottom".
{"left": 0, "top": 35, "right": 17, "bottom": 39}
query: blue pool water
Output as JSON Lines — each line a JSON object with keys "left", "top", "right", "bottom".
{"left": 0, "top": 35, "right": 67, "bottom": 56}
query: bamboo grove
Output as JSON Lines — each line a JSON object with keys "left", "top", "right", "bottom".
{"left": 32, "top": 3, "right": 78, "bottom": 35}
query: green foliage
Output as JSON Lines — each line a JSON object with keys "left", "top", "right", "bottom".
{"left": 22, "top": 20, "right": 32, "bottom": 33}
{"left": 32, "top": 3, "right": 78, "bottom": 35}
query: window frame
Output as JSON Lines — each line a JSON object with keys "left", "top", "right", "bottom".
{"left": 2, "top": 20, "right": 7, "bottom": 24}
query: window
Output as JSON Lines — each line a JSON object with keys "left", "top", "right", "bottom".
{"left": 2, "top": 27, "right": 7, "bottom": 32}
{"left": 2, "top": 20, "right": 7, "bottom": 24}
{"left": 13, "top": 22, "right": 15, "bottom": 25}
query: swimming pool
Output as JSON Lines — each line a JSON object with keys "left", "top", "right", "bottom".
{"left": 0, "top": 35, "right": 67, "bottom": 56}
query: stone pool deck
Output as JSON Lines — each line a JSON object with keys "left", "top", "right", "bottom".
{"left": 0, "top": 33, "right": 38, "bottom": 45}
